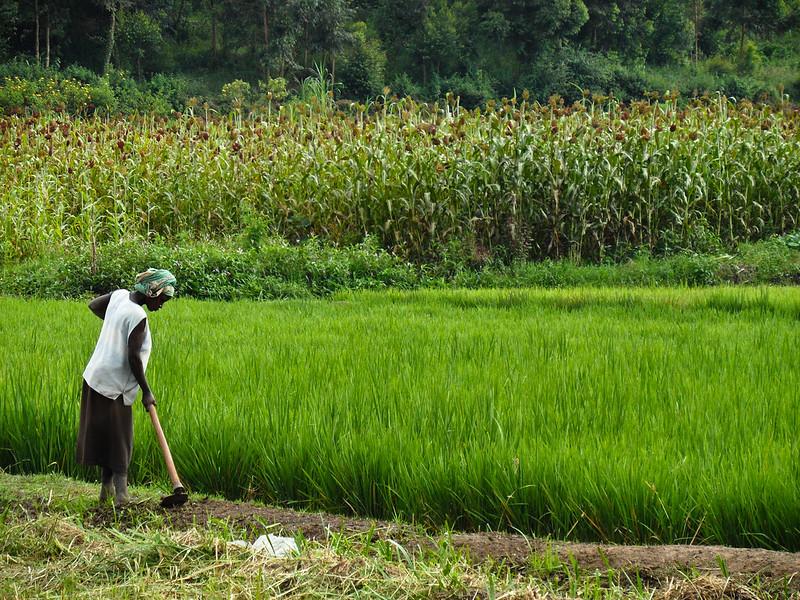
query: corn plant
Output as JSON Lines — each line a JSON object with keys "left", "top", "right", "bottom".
{"left": 1, "top": 94, "right": 799, "bottom": 263}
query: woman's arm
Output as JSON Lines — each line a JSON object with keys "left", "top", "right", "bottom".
{"left": 128, "top": 318, "right": 155, "bottom": 410}
{"left": 88, "top": 293, "right": 113, "bottom": 320}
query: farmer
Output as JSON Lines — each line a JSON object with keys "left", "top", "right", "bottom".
{"left": 76, "top": 268, "right": 176, "bottom": 506}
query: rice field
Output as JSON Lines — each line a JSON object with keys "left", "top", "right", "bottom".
{"left": 1, "top": 287, "right": 799, "bottom": 550}
{"left": 2, "top": 95, "right": 800, "bottom": 263}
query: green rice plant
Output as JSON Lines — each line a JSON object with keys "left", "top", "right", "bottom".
{"left": 1, "top": 287, "right": 799, "bottom": 550}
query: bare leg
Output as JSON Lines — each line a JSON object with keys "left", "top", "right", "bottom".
{"left": 99, "top": 467, "right": 114, "bottom": 502}
{"left": 113, "top": 472, "right": 129, "bottom": 507}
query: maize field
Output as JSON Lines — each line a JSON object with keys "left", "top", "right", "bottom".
{"left": 2, "top": 94, "right": 800, "bottom": 263}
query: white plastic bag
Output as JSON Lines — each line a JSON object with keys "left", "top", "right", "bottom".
{"left": 230, "top": 534, "right": 299, "bottom": 557}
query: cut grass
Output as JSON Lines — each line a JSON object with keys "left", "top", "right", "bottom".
{"left": 0, "top": 471, "right": 791, "bottom": 599}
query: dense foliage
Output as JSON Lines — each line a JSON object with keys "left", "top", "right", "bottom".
{"left": 3, "top": 235, "right": 800, "bottom": 300}
{"left": 0, "top": 0, "right": 799, "bottom": 107}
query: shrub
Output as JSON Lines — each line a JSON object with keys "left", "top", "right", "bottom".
{"left": 338, "top": 22, "right": 387, "bottom": 100}
{"left": 0, "top": 238, "right": 423, "bottom": 300}
{"left": 221, "top": 79, "right": 252, "bottom": 112}
{"left": 258, "top": 77, "right": 288, "bottom": 102}
{"left": 88, "top": 78, "right": 117, "bottom": 112}
{"left": 62, "top": 64, "right": 101, "bottom": 85}
{"left": 523, "top": 46, "right": 647, "bottom": 102}
{"left": 0, "top": 75, "right": 97, "bottom": 114}
{"left": 720, "top": 75, "right": 763, "bottom": 101}
{"left": 3, "top": 235, "right": 800, "bottom": 300}
{"left": 147, "top": 73, "right": 189, "bottom": 110}
{"left": 440, "top": 70, "right": 496, "bottom": 108}
{"left": 0, "top": 58, "right": 50, "bottom": 81}
{"left": 706, "top": 55, "right": 737, "bottom": 76}
{"left": 388, "top": 73, "right": 423, "bottom": 100}
{"left": 736, "top": 40, "right": 763, "bottom": 75}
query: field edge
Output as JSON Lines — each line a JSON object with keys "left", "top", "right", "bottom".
{"left": 1, "top": 471, "right": 798, "bottom": 599}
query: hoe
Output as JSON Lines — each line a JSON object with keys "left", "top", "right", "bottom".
{"left": 148, "top": 405, "right": 189, "bottom": 508}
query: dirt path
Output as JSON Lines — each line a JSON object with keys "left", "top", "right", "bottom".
{"left": 87, "top": 496, "right": 800, "bottom": 584}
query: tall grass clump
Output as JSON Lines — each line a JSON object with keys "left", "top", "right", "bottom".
{"left": 1, "top": 93, "right": 799, "bottom": 264}
{"left": 1, "top": 287, "right": 799, "bottom": 549}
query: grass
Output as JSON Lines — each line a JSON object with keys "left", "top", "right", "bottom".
{"left": 0, "top": 471, "right": 790, "bottom": 599}
{"left": 1, "top": 287, "right": 800, "bottom": 550}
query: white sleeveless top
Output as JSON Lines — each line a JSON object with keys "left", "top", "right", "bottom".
{"left": 83, "top": 289, "right": 152, "bottom": 406}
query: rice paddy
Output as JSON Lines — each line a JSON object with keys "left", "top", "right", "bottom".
{"left": 2, "top": 286, "right": 799, "bottom": 550}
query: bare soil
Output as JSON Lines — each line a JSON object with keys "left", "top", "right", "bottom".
{"left": 85, "top": 495, "right": 800, "bottom": 586}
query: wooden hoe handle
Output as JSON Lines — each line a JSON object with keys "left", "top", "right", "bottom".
{"left": 148, "top": 405, "right": 184, "bottom": 491}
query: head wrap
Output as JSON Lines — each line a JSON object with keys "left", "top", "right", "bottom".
{"left": 134, "top": 268, "right": 177, "bottom": 298}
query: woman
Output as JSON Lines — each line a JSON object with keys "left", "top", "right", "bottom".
{"left": 76, "top": 268, "right": 176, "bottom": 506}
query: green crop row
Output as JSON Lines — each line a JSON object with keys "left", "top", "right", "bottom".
{"left": 1, "top": 95, "right": 799, "bottom": 264}
{"left": 2, "top": 287, "right": 799, "bottom": 549}
{"left": 3, "top": 235, "right": 800, "bottom": 300}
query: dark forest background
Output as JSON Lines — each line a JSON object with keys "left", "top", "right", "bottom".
{"left": 1, "top": 0, "right": 799, "bottom": 109}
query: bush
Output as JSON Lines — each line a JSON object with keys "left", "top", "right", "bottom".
{"left": 105, "top": 69, "right": 175, "bottom": 115}
{"left": 388, "top": 72, "right": 423, "bottom": 100}
{"left": 0, "top": 74, "right": 98, "bottom": 114}
{"left": 733, "top": 237, "right": 800, "bottom": 283}
{"left": 719, "top": 74, "right": 765, "bottom": 101}
{"left": 258, "top": 77, "right": 288, "bottom": 103}
{"left": 0, "top": 62, "right": 124, "bottom": 114}
{"left": 523, "top": 46, "right": 647, "bottom": 102}
{"left": 440, "top": 70, "right": 496, "bottom": 108}
{"left": 88, "top": 78, "right": 117, "bottom": 112}
{"left": 338, "top": 22, "right": 387, "bottom": 100}
{"left": 706, "top": 55, "right": 737, "bottom": 76}
{"left": 3, "top": 236, "right": 800, "bottom": 300}
{"left": 0, "top": 58, "right": 51, "bottom": 81}
{"left": 0, "top": 237, "right": 422, "bottom": 300}
{"left": 147, "top": 73, "right": 190, "bottom": 111}
{"left": 736, "top": 40, "right": 763, "bottom": 75}
{"left": 220, "top": 79, "right": 252, "bottom": 112}
{"left": 62, "top": 64, "right": 101, "bottom": 85}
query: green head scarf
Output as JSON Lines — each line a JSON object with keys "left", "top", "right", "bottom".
{"left": 134, "top": 268, "right": 176, "bottom": 298}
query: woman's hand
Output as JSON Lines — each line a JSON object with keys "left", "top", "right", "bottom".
{"left": 142, "top": 391, "right": 157, "bottom": 411}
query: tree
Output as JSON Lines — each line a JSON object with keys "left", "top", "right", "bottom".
{"left": 40, "top": 1, "right": 70, "bottom": 68}
{"left": 117, "top": 9, "right": 163, "bottom": 79}
{"left": 98, "top": 0, "right": 132, "bottom": 74}
{"left": 579, "top": 0, "right": 655, "bottom": 62}
{"left": 257, "top": 0, "right": 303, "bottom": 79}
{"left": 0, "top": 0, "right": 18, "bottom": 61}
{"left": 492, "top": 0, "right": 589, "bottom": 56}
{"left": 648, "top": 0, "right": 693, "bottom": 65}
{"left": 370, "top": 0, "right": 428, "bottom": 81}
{"left": 707, "top": 0, "right": 792, "bottom": 58}
{"left": 203, "top": 0, "right": 221, "bottom": 61}
{"left": 35, "top": 0, "right": 40, "bottom": 64}
{"left": 312, "top": 0, "right": 352, "bottom": 84}
{"left": 690, "top": 0, "right": 703, "bottom": 64}
{"left": 338, "top": 20, "right": 385, "bottom": 98}
{"left": 418, "top": 0, "right": 463, "bottom": 81}
{"left": 470, "top": 8, "right": 516, "bottom": 89}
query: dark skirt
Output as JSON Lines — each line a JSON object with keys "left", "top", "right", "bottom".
{"left": 76, "top": 380, "right": 133, "bottom": 474}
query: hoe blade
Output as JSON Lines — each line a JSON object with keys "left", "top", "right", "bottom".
{"left": 160, "top": 486, "right": 188, "bottom": 508}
